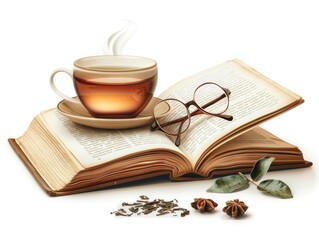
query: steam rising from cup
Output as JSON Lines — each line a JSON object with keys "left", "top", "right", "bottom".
{"left": 104, "top": 21, "right": 137, "bottom": 55}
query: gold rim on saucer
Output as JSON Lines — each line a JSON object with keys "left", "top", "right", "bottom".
{"left": 57, "top": 97, "right": 168, "bottom": 129}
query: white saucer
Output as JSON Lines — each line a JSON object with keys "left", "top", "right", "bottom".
{"left": 57, "top": 97, "right": 166, "bottom": 129}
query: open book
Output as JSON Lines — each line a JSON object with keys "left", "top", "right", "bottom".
{"left": 9, "top": 59, "right": 311, "bottom": 196}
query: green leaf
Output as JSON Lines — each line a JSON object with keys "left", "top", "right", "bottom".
{"left": 257, "top": 179, "right": 293, "bottom": 199}
{"left": 207, "top": 174, "right": 249, "bottom": 193}
{"left": 250, "top": 156, "right": 275, "bottom": 182}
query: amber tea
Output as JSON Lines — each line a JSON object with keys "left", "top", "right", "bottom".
{"left": 50, "top": 55, "right": 158, "bottom": 118}
{"left": 73, "top": 73, "right": 157, "bottom": 118}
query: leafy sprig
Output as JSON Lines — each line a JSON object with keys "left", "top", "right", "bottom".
{"left": 207, "top": 156, "right": 293, "bottom": 199}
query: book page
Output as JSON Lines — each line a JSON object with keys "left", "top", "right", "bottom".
{"left": 196, "top": 126, "right": 304, "bottom": 175}
{"left": 211, "top": 126, "right": 299, "bottom": 157}
{"left": 158, "top": 59, "right": 302, "bottom": 165}
{"left": 40, "top": 110, "right": 184, "bottom": 167}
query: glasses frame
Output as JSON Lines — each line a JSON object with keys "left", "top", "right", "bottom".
{"left": 150, "top": 82, "right": 233, "bottom": 146}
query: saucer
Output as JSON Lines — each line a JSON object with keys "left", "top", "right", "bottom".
{"left": 57, "top": 97, "right": 166, "bottom": 129}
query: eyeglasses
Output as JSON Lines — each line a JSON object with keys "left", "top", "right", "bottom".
{"left": 150, "top": 82, "right": 233, "bottom": 146}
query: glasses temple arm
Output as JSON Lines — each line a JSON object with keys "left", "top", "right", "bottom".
{"left": 150, "top": 116, "right": 185, "bottom": 146}
{"left": 150, "top": 114, "right": 189, "bottom": 130}
{"left": 200, "top": 90, "right": 230, "bottom": 109}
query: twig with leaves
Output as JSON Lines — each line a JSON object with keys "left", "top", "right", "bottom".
{"left": 207, "top": 156, "right": 293, "bottom": 199}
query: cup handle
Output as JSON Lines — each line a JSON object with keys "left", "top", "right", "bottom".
{"left": 50, "top": 68, "right": 81, "bottom": 104}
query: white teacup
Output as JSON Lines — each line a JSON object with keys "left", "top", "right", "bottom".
{"left": 50, "top": 55, "right": 157, "bottom": 118}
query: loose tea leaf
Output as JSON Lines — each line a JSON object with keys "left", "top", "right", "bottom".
{"left": 250, "top": 156, "right": 275, "bottom": 181}
{"left": 257, "top": 179, "right": 293, "bottom": 199}
{"left": 111, "top": 195, "right": 190, "bottom": 217}
{"left": 207, "top": 174, "right": 249, "bottom": 193}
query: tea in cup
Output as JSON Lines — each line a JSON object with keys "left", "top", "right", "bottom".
{"left": 50, "top": 55, "right": 157, "bottom": 118}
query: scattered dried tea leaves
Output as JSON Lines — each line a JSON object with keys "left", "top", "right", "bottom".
{"left": 111, "top": 195, "right": 190, "bottom": 217}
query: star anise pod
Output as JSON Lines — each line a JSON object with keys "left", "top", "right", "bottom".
{"left": 222, "top": 199, "right": 248, "bottom": 218}
{"left": 191, "top": 198, "right": 218, "bottom": 212}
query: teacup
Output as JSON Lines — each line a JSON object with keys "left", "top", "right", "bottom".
{"left": 50, "top": 55, "right": 157, "bottom": 118}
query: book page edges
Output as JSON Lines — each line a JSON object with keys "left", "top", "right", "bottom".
{"left": 9, "top": 138, "right": 312, "bottom": 196}
{"left": 197, "top": 97, "right": 304, "bottom": 169}
{"left": 8, "top": 138, "right": 172, "bottom": 196}
{"left": 8, "top": 138, "right": 56, "bottom": 195}
{"left": 172, "top": 161, "right": 312, "bottom": 181}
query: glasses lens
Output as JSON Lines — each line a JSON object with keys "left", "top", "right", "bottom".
{"left": 194, "top": 83, "right": 229, "bottom": 115}
{"left": 153, "top": 99, "right": 190, "bottom": 135}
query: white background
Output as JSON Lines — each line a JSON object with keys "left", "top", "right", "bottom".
{"left": 1, "top": 0, "right": 318, "bottom": 239}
